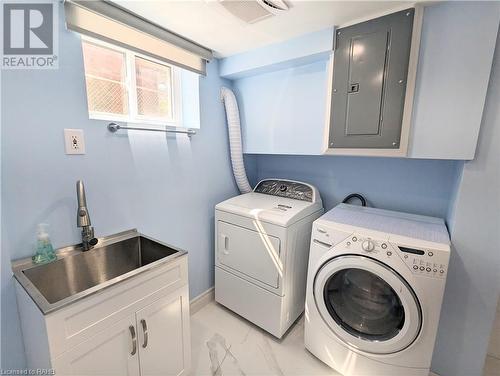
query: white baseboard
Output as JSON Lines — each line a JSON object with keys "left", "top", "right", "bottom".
{"left": 190, "top": 287, "right": 214, "bottom": 315}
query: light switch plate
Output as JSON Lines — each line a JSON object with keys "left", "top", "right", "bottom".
{"left": 64, "top": 129, "right": 86, "bottom": 155}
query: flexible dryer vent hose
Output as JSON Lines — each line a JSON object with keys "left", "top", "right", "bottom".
{"left": 220, "top": 87, "right": 252, "bottom": 194}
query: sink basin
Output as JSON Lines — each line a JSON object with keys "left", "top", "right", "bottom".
{"left": 13, "top": 230, "right": 186, "bottom": 314}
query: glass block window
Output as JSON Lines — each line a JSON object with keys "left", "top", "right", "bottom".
{"left": 81, "top": 38, "right": 181, "bottom": 127}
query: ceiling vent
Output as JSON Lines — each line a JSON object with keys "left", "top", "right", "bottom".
{"left": 219, "top": 0, "right": 289, "bottom": 24}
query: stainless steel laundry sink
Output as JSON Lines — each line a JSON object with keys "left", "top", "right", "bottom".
{"left": 12, "top": 229, "right": 186, "bottom": 314}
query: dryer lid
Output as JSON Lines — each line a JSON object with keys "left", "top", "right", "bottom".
{"left": 216, "top": 191, "right": 323, "bottom": 227}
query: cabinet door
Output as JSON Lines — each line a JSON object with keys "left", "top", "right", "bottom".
{"left": 52, "top": 314, "right": 140, "bottom": 376}
{"left": 329, "top": 8, "right": 414, "bottom": 149}
{"left": 408, "top": 2, "right": 500, "bottom": 159}
{"left": 136, "top": 286, "right": 191, "bottom": 376}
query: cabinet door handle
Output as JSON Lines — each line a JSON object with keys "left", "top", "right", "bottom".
{"left": 140, "top": 319, "right": 148, "bottom": 348}
{"left": 129, "top": 325, "right": 137, "bottom": 355}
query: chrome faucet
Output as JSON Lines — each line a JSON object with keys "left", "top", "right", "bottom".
{"left": 76, "top": 180, "right": 98, "bottom": 251}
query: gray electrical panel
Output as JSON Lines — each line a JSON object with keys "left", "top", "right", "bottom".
{"left": 329, "top": 9, "right": 414, "bottom": 149}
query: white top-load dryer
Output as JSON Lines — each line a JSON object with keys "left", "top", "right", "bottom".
{"left": 215, "top": 179, "right": 323, "bottom": 338}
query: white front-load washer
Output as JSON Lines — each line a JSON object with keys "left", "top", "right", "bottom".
{"left": 305, "top": 204, "right": 450, "bottom": 376}
{"left": 215, "top": 179, "right": 323, "bottom": 338}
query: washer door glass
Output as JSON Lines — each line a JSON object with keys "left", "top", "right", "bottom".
{"left": 313, "top": 255, "right": 422, "bottom": 354}
{"left": 323, "top": 268, "right": 404, "bottom": 341}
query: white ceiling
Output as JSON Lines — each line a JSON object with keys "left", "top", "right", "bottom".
{"left": 116, "top": 1, "right": 415, "bottom": 58}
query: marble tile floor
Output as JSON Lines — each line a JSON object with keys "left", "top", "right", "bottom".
{"left": 191, "top": 301, "right": 498, "bottom": 376}
{"left": 190, "top": 301, "right": 338, "bottom": 376}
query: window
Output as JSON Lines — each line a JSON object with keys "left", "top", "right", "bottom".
{"left": 135, "top": 57, "right": 173, "bottom": 120}
{"left": 81, "top": 42, "right": 128, "bottom": 116}
{"left": 81, "top": 38, "right": 182, "bottom": 127}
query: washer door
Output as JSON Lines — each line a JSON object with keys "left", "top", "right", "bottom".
{"left": 314, "top": 255, "right": 421, "bottom": 354}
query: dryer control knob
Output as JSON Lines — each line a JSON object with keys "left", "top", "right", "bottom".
{"left": 362, "top": 239, "right": 375, "bottom": 252}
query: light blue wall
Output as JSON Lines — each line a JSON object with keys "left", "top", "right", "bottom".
{"left": 234, "top": 60, "right": 329, "bottom": 155}
{"left": 251, "top": 154, "right": 460, "bottom": 219}
{"left": 1, "top": 7, "right": 238, "bottom": 370}
{"left": 222, "top": 27, "right": 333, "bottom": 156}
{"left": 432, "top": 29, "right": 500, "bottom": 376}
{"left": 219, "top": 27, "right": 334, "bottom": 79}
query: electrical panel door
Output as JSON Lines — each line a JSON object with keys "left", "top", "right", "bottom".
{"left": 329, "top": 9, "right": 414, "bottom": 149}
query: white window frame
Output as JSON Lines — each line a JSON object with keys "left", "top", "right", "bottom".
{"left": 81, "top": 36, "right": 183, "bottom": 128}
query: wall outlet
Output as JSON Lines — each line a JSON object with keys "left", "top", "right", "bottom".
{"left": 64, "top": 129, "right": 85, "bottom": 155}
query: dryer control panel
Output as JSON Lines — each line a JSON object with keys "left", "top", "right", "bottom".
{"left": 254, "top": 179, "right": 314, "bottom": 202}
{"left": 340, "top": 233, "right": 449, "bottom": 279}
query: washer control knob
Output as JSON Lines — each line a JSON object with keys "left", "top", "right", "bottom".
{"left": 426, "top": 267, "right": 431, "bottom": 272}
{"left": 420, "top": 266, "right": 425, "bottom": 271}
{"left": 362, "top": 239, "right": 375, "bottom": 252}
{"left": 381, "top": 243, "right": 387, "bottom": 249}
{"left": 413, "top": 265, "right": 418, "bottom": 270}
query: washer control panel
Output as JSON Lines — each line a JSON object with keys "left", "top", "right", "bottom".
{"left": 398, "top": 245, "right": 448, "bottom": 278}
{"left": 340, "top": 233, "right": 448, "bottom": 278}
{"left": 342, "top": 234, "right": 388, "bottom": 255}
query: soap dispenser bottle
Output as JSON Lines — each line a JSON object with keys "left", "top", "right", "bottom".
{"left": 32, "top": 223, "right": 57, "bottom": 264}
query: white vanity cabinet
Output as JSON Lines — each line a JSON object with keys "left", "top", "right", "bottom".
{"left": 135, "top": 288, "right": 190, "bottom": 376}
{"left": 52, "top": 314, "right": 141, "bottom": 376}
{"left": 15, "top": 254, "right": 191, "bottom": 376}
